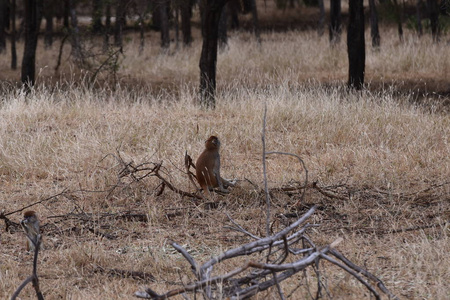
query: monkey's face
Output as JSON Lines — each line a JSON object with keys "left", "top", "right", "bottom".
{"left": 207, "top": 136, "right": 221, "bottom": 149}
{"left": 21, "top": 211, "right": 40, "bottom": 241}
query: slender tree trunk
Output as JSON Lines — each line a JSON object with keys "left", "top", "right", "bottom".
{"left": 44, "top": 6, "right": 53, "bottom": 49}
{"left": 92, "top": 0, "right": 103, "bottom": 34}
{"left": 318, "top": 0, "right": 325, "bottom": 36}
{"left": 329, "top": 0, "right": 341, "bottom": 45}
{"left": 427, "top": 0, "right": 439, "bottom": 42}
{"left": 104, "top": 0, "right": 111, "bottom": 49}
{"left": 69, "top": 0, "right": 83, "bottom": 63}
{"left": 63, "top": 0, "right": 69, "bottom": 29}
{"left": 180, "top": 0, "right": 192, "bottom": 46}
{"left": 21, "top": 0, "right": 42, "bottom": 86}
{"left": 347, "top": 0, "right": 365, "bottom": 90}
{"left": 393, "top": 0, "right": 403, "bottom": 42}
{"left": 369, "top": 0, "right": 380, "bottom": 48}
{"left": 158, "top": 0, "right": 170, "bottom": 49}
{"left": 0, "top": 0, "right": 6, "bottom": 53}
{"left": 199, "top": 0, "right": 228, "bottom": 108}
{"left": 11, "top": 0, "right": 17, "bottom": 69}
{"left": 416, "top": 0, "right": 423, "bottom": 36}
{"left": 250, "top": 0, "right": 260, "bottom": 44}
{"left": 218, "top": 4, "right": 228, "bottom": 49}
{"left": 114, "top": 0, "right": 127, "bottom": 48}
{"left": 175, "top": 5, "right": 179, "bottom": 49}
{"left": 138, "top": 13, "right": 145, "bottom": 55}
{"left": 228, "top": 0, "right": 239, "bottom": 30}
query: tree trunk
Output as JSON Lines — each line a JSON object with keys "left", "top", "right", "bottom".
{"left": 368, "top": 0, "right": 380, "bottom": 48}
{"left": 250, "top": 0, "right": 260, "bottom": 43}
{"left": 63, "top": 0, "right": 69, "bottom": 29}
{"left": 427, "top": 0, "right": 439, "bottom": 42}
{"left": 218, "top": 4, "right": 228, "bottom": 49}
{"left": 11, "top": 0, "right": 17, "bottom": 69}
{"left": 318, "top": 0, "right": 325, "bottom": 36}
{"left": 92, "top": 0, "right": 103, "bottom": 34}
{"left": 416, "top": 0, "right": 423, "bottom": 36}
{"left": 158, "top": 0, "right": 170, "bottom": 49}
{"left": 393, "top": 0, "right": 403, "bottom": 42}
{"left": 0, "top": 0, "right": 6, "bottom": 53}
{"left": 329, "top": 0, "right": 341, "bottom": 45}
{"left": 69, "top": 0, "right": 83, "bottom": 63}
{"left": 114, "top": 0, "right": 127, "bottom": 48}
{"left": 44, "top": 5, "right": 54, "bottom": 49}
{"left": 104, "top": 1, "right": 111, "bottom": 49}
{"left": 228, "top": 0, "right": 239, "bottom": 30}
{"left": 138, "top": 13, "right": 145, "bottom": 55}
{"left": 21, "top": 0, "right": 42, "bottom": 87}
{"left": 199, "top": 0, "right": 228, "bottom": 109}
{"left": 347, "top": 0, "right": 365, "bottom": 90}
{"left": 180, "top": 0, "right": 192, "bottom": 46}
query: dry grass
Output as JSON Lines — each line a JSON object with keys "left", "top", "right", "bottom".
{"left": 0, "top": 23, "right": 449, "bottom": 300}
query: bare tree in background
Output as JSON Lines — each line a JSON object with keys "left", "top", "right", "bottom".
{"left": 11, "top": 0, "right": 17, "bottom": 69}
{"left": 347, "top": 0, "right": 365, "bottom": 90}
{"left": 0, "top": 0, "right": 6, "bottom": 53}
{"left": 21, "top": 0, "right": 43, "bottom": 87}
{"left": 393, "top": 0, "right": 403, "bottom": 41}
{"left": 427, "top": 0, "right": 440, "bottom": 42}
{"left": 318, "top": 0, "right": 325, "bottom": 36}
{"left": 369, "top": 0, "right": 380, "bottom": 48}
{"left": 329, "top": 0, "right": 341, "bottom": 45}
{"left": 416, "top": 0, "right": 424, "bottom": 36}
{"left": 92, "top": 0, "right": 103, "bottom": 34}
{"left": 199, "top": 0, "right": 229, "bottom": 108}
{"left": 69, "top": 0, "right": 83, "bottom": 63}
{"left": 180, "top": 0, "right": 193, "bottom": 46}
{"left": 114, "top": 0, "right": 128, "bottom": 48}
{"left": 250, "top": 0, "right": 261, "bottom": 44}
{"left": 218, "top": 3, "right": 228, "bottom": 49}
{"left": 44, "top": 0, "right": 54, "bottom": 49}
{"left": 157, "top": 0, "right": 170, "bottom": 49}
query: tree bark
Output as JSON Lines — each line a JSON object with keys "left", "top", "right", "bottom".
{"left": 44, "top": 4, "right": 54, "bottom": 49}
{"left": 218, "top": 4, "right": 228, "bottom": 49}
{"left": 368, "top": 0, "right": 380, "bottom": 48}
{"left": 180, "top": 0, "right": 192, "bottom": 46}
{"left": 114, "top": 0, "right": 127, "bottom": 48}
{"left": 416, "top": 0, "right": 423, "bottom": 36}
{"left": 393, "top": 0, "right": 403, "bottom": 42}
{"left": 329, "top": 0, "right": 341, "bottom": 45}
{"left": 11, "top": 0, "right": 17, "bottom": 69}
{"left": 157, "top": 0, "right": 170, "bottom": 49}
{"left": 318, "top": 0, "right": 325, "bottom": 36}
{"left": 0, "top": 0, "right": 6, "bottom": 53}
{"left": 427, "top": 0, "right": 439, "bottom": 42}
{"left": 104, "top": 0, "right": 111, "bottom": 49}
{"left": 21, "top": 0, "right": 42, "bottom": 87}
{"left": 347, "top": 0, "right": 365, "bottom": 90}
{"left": 69, "top": 0, "right": 83, "bottom": 63}
{"left": 92, "top": 0, "right": 103, "bottom": 34}
{"left": 250, "top": 0, "right": 260, "bottom": 43}
{"left": 199, "top": 0, "right": 228, "bottom": 109}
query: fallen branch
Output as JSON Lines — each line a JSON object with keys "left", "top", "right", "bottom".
{"left": 135, "top": 206, "right": 397, "bottom": 299}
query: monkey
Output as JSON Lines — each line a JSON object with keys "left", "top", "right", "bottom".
{"left": 196, "top": 136, "right": 235, "bottom": 195}
{"left": 20, "top": 210, "right": 41, "bottom": 252}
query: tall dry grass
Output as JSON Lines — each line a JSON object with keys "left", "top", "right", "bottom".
{"left": 0, "top": 27, "right": 449, "bottom": 299}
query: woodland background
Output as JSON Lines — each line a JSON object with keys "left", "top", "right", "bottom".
{"left": 0, "top": 0, "right": 449, "bottom": 299}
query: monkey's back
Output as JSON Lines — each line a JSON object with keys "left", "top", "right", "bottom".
{"left": 196, "top": 149, "right": 219, "bottom": 190}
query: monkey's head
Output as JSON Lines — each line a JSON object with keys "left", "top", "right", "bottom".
{"left": 21, "top": 210, "right": 39, "bottom": 227}
{"left": 205, "top": 136, "right": 221, "bottom": 150}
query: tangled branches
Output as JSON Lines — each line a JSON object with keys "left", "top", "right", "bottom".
{"left": 135, "top": 206, "right": 397, "bottom": 300}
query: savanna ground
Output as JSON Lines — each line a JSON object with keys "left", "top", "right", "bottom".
{"left": 0, "top": 4, "right": 449, "bottom": 300}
